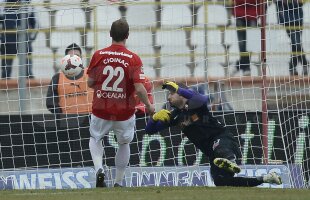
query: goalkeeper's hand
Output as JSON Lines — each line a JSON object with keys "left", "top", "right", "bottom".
{"left": 162, "top": 81, "right": 179, "bottom": 93}
{"left": 152, "top": 109, "right": 171, "bottom": 122}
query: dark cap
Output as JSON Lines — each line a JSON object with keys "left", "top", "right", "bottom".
{"left": 65, "top": 43, "right": 82, "bottom": 56}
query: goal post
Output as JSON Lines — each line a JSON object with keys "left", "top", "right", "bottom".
{"left": 0, "top": 0, "right": 309, "bottom": 189}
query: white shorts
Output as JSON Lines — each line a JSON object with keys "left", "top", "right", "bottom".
{"left": 89, "top": 114, "right": 135, "bottom": 144}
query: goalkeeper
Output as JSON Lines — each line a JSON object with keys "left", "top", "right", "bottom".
{"left": 146, "top": 81, "right": 282, "bottom": 187}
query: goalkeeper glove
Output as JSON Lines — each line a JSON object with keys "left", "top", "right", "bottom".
{"left": 152, "top": 109, "right": 171, "bottom": 122}
{"left": 162, "top": 81, "right": 179, "bottom": 93}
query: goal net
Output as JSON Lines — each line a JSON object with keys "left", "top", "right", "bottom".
{"left": 0, "top": 0, "right": 309, "bottom": 189}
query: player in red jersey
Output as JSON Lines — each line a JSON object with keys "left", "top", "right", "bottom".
{"left": 135, "top": 76, "right": 154, "bottom": 116}
{"left": 87, "top": 19, "right": 155, "bottom": 187}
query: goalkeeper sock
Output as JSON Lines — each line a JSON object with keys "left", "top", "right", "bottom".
{"left": 114, "top": 143, "right": 130, "bottom": 185}
{"left": 89, "top": 137, "right": 104, "bottom": 173}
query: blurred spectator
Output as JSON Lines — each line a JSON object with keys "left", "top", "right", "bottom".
{"left": 0, "top": 0, "right": 18, "bottom": 79}
{"left": 232, "top": 0, "right": 262, "bottom": 76}
{"left": 276, "top": 0, "right": 308, "bottom": 75}
{"left": 190, "top": 84, "right": 223, "bottom": 111}
{"left": 190, "top": 84, "right": 206, "bottom": 95}
{"left": 135, "top": 76, "right": 154, "bottom": 116}
{"left": 24, "top": 3, "right": 38, "bottom": 79}
{"left": 0, "top": 0, "right": 3, "bottom": 24}
{"left": 0, "top": 0, "right": 38, "bottom": 79}
{"left": 46, "top": 43, "right": 93, "bottom": 114}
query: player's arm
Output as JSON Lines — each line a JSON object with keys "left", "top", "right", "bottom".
{"left": 130, "top": 54, "right": 155, "bottom": 114}
{"left": 145, "top": 109, "right": 179, "bottom": 133}
{"left": 162, "top": 81, "right": 195, "bottom": 99}
{"left": 86, "top": 65, "right": 95, "bottom": 88}
{"left": 145, "top": 119, "right": 166, "bottom": 134}
{"left": 163, "top": 81, "right": 208, "bottom": 105}
{"left": 87, "top": 76, "right": 95, "bottom": 88}
{"left": 145, "top": 109, "right": 170, "bottom": 133}
{"left": 134, "top": 83, "right": 155, "bottom": 114}
{"left": 86, "top": 52, "right": 98, "bottom": 89}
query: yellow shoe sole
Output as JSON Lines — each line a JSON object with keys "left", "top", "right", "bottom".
{"left": 214, "top": 158, "right": 241, "bottom": 174}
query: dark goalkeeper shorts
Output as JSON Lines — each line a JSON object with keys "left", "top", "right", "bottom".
{"left": 209, "top": 131, "right": 241, "bottom": 178}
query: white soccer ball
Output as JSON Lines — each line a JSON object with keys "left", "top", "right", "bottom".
{"left": 60, "top": 54, "right": 83, "bottom": 77}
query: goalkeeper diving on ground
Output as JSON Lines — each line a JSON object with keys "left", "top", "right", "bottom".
{"left": 146, "top": 81, "right": 282, "bottom": 187}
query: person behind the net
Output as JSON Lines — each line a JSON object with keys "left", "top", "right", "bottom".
{"left": 0, "top": 0, "right": 38, "bottom": 79}
{"left": 46, "top": 43, "right": 93, "bottom": 115}
{"left": 231, "top": 0, "right": 261, "bottom": 76}
{"left": 145, "top": 81, "right": 282, "bottom": 187}
{"left": 87, "top": 18, "right": 155, "bottom": 188}
{"left": 134, "top": 76, "right": 154, "bottom": 116}
{"left": 276, "top": 0, "right": 309, "bottom": 76}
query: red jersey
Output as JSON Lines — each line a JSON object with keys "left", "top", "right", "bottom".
{"left": 233, "top": 0, "right": 262, "bottom": 21}
{"left": 135, "top": 77, "right": 153, "bottom": 115}
{"left": 87, "top": 44, "right": 145, "bottom": 121}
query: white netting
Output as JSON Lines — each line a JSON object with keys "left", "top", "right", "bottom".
{"left": 0, "top": 0, "right": 309, "bottom": 188}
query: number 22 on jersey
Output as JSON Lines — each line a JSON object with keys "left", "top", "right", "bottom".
{"left": 101, "top": 65, "right": 124, "bottom": 92}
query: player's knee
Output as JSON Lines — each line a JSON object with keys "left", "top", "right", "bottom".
{"left": 89, "top": 135, "right": 102, "bottom": 143}
{"left": 89, "top": 136, "right": 102, "bottom": 146}
{"left": 117, "top": 134, "right": 134, "bottom": 144}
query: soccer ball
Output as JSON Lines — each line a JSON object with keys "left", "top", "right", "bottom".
{"left": 60, "top": 54, "right": 83, "bottom": 77}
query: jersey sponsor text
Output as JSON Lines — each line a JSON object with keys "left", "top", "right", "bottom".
{"left": 103, "top": 57, "right": 129, "bottom": 67}
{"left": 96, "top": 90, "right": 126, "bottom": 99}
{"left": 99, "top": 50, "right": 133, "bottom": 58}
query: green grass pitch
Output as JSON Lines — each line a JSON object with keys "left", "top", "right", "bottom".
{"left": 1, "top": 187, "right": 310, "bottom": 200}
